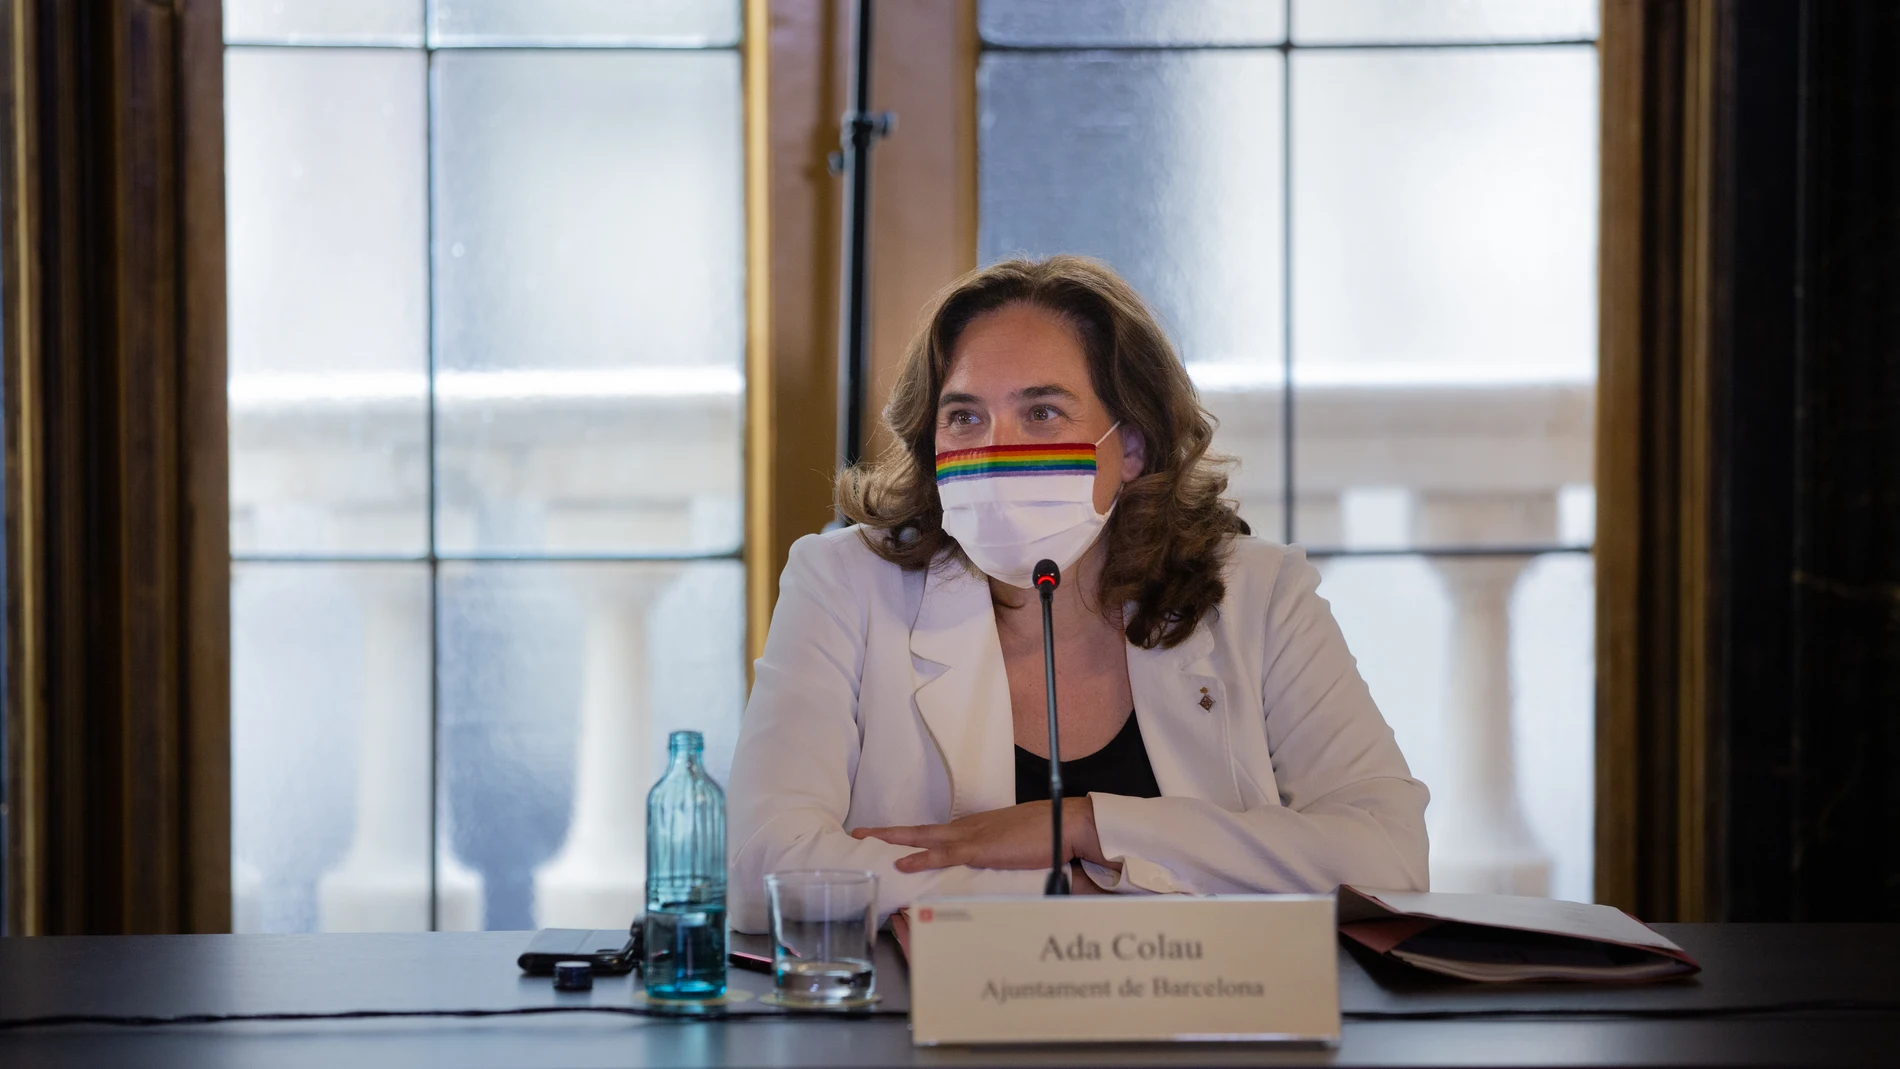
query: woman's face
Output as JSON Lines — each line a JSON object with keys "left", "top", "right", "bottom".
{"left": 936, "top": 302, "right": 1144, "bottom": 514}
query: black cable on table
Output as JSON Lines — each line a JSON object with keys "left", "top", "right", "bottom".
{"left": 0, "top": 1004, "right": 908, "bottom": 1032}
{"left": 1, "top": 999, "right": 1897, "bottom": 1032}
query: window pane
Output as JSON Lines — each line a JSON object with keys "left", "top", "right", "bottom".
{"left": 232, "top": 563, "right": 445, "bottom": 933}
{"left": 1291, "top": 47, "right": 1596, "bottom": 549}
{"left": 224, "top": 0, "right": 423, "bottom": 45}
{"left": 431, "top": 51, "right": 744, "bottom": 556}
{"left": 979, "top": 51, "right": 1286, "bottom": 537}
{"left": 430, "top": 0, "right": 741, "bottom": 47}
{"left": 1293, "top": 0, "right": 1597, "bottom": 44}
{"left": 1316, "top": 553, "right": 1594, "bottom": 901}
{"left": 226, "top": 49, "right": 428, "bottom": 557}
{"left": 979, "top": 0, "right": 1283, "bottom": 47}
{"left": 438, "top": 560, "right": 744, "bottom": 930}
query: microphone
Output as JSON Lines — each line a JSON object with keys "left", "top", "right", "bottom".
{"left": 1032, "top": 559, "right": 1070, "bottom": 895}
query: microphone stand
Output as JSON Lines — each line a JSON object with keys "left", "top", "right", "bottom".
{"left": 1034, "top": 560, "right": 1070, "bottom": 895}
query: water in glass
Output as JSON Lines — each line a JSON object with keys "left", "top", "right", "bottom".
{"left": 765, "top": 869, "right": 878, "bottom": 1005}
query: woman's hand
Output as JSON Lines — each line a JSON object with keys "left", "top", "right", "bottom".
{"left": 852, "top": 797, "right": 1106, "bottom": 874}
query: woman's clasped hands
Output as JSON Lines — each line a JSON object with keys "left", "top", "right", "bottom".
{"left": 851, "top": 796, "right": 1116, "bottom": 892}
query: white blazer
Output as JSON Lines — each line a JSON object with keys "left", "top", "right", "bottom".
{"left": 726, "top": 526, "right": 1429, "bottom": 933}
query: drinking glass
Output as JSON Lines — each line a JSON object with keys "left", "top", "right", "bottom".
{"left": 764, "top": 869, "right": 878, "bottom": 1005}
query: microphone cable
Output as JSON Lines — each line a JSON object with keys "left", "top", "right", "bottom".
{"left": 0, "top": 1002, "right": 910, "bottom": 1031}
{"left": 2, "top": 998, "right": 1898, "bottom": 1032}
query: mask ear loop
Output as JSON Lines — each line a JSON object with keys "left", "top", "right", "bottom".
{"left": 1093, "top": 420, "right": 1126, "bottom": 517}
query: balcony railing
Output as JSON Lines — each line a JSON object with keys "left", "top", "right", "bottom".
{"left": 231, "top": 366, "right": 1591, "bottom": 929}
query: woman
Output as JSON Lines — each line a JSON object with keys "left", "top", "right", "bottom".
{"left": 726, "top": 256, "right": 1427, "bottom": 933}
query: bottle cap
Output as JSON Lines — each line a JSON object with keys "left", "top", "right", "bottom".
{"left": 553, "top": 960, "right": 594, "bottom": 991}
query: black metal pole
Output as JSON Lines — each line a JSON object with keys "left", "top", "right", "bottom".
{"left": 1040, "top": 583, "right": 1070, "bottom": 895}
{"left": 836, "top": 0, "right": 878, "bottom": 477}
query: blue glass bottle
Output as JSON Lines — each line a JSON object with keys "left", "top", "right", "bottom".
{"left": 643, "top": 730, "right": 727, "bottom": 1000}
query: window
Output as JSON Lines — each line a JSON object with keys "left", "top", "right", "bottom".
{"left": 226, "top": 0, "right": 746, "bottom": 933}
{"left": 979, "top": 0, "right": 1599, "bottom": 900}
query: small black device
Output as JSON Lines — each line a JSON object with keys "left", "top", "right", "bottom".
{"left": 552, "top": 961, "right": 595, "bottom": 991}
{"left": 1033, "top": 558, "right": 1070, "bottom": 896}
{"left": 518, "top": 928, "right": 641, "bottom": 976}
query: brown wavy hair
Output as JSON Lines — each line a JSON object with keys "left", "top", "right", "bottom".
{"left": 836, "top": 255, "right": 1248, "bottom": 650}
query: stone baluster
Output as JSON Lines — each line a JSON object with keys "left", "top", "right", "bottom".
{"left": 533, "top": 570, "right": 669, "bottom": 929}
{"left": 232, "top": 858, "right": 264, "bottom": 934}
{"left": 318, "top": 576, "right": 484, "bottom": 931}
{"left": 1416, "top": 494, "right": 1556, "bottom": 896}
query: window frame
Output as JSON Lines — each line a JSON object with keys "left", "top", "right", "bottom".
{"left": 222, "top": 3, "right": 749, "bottom": 932}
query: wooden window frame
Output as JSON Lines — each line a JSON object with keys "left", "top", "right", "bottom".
{"left": 1, "top": 0, "right": 230, "bottom": 935}
{"left": 744, "top": 0, "right": 979, "bottom": 664}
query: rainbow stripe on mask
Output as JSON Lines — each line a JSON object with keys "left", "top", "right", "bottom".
{"left": 934, "top": 443, "right": 1097, "bottom": 484}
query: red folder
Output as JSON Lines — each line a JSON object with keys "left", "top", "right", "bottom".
{"left": 1338, "top": 886, "right": 1700, "bottom": 983}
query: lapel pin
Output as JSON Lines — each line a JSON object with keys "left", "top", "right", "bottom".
{"left": 1199, "top": 687, "right": 1214, "bottom": 711}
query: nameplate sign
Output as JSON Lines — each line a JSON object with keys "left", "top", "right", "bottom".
{"left": 907, "top": 894, "right": 1338, "bottom": 1046}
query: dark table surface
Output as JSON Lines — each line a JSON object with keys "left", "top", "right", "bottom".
{"left": 1, "top": 924, "right": 1896, "bottom": 1068}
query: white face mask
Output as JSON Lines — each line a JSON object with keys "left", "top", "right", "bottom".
{"left": 934, "top": 422, "right": 1123, "bottom": 588}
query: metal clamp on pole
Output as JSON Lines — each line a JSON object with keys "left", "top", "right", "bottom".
{"left": 828, "top": 111, "right": 896, "bottom": 177}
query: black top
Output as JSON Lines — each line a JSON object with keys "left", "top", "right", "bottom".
{"left": 1015, "top": 711, "right": 1162, "bottom": 804}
